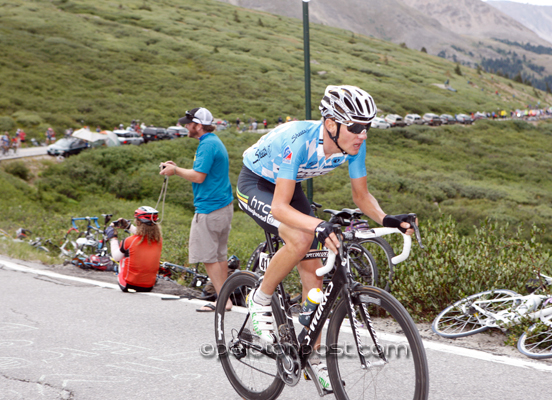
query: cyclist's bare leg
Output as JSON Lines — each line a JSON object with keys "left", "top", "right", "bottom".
{"left": 203, "top": 261, "right": 232, "bottom": 310}
{"left": 259, "top": 223, "right": 314, "bottom": 295}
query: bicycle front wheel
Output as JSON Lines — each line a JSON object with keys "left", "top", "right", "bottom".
{"left": 215, "top": 271, "right": 285, "bottom": 400}
{"left": 517, "top": 316, "right": 552, "bottom": 359}
{"left": 432, "top": 289, "right": 519, "bottom": 338}
{"left": 326, "top": 286, "right": 429, "bottom": 400}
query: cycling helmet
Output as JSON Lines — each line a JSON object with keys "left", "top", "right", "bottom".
{"left": 227, "top": 255, "right": 240, "bottom": 270}
{"left": 134, "top": 206, "right": 159, "bottom": 225}
{"left": 319, "top": 85, "right": 377, "bottom": 125}
{"left": 319, "top": 85, "right": 377, "bottom": 154}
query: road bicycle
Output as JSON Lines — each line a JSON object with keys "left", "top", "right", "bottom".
{"left": 215, "top": 216, "right": 429, "bottom": 400}
{"left": 158, "top": 261, "right": 210, "bottom": 288}
{"left": 246, "top": 206, "right": 402, "bottom": 292}
{"left": 432, "top": 273, "right": 552, "bottom": 359}
{"left": 71, "top": 214, "right": 114, "bottom": 257}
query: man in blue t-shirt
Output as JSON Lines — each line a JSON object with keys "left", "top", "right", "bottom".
{"left": 160, "top": 107, "right": 233, "bottom": 312}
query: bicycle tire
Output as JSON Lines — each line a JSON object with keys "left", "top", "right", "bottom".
{"left": 359, "top": 237, "right": 395, "bottom": 290}
{"left": 517, "top": 317, "right": 552, "bottom": 359}
{"left": 326, "top": 286, "right": 429, "bottom": 400}
{"left": 432, "top": 289, "right": 519, "bottom": 338}
{"left": 246, "top": 242, "right": 267, "bottom": 273}
{"left": 347, "top": 243, "right": 378, "bottom": 286}
{"left": 215, "top": 271, "right": 285, "bottom": 400}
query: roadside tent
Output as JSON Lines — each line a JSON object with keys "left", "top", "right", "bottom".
{"left": 72, "top": 128, "right": 107, "bottom": 143}
{"left": 99, "top": 130, "right": 120, "bottom": 147}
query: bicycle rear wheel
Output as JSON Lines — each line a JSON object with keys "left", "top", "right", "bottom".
{"left": 347, "top": 244, "right": 378, "bottom": 287}
{"left": 517, "top": 315, "right": 552, "bottom": 359}
{"left": 215, "top": 271, "right": 285, "bottom": 400}
{"left": 326, "top": 286, "right": 429, "bottom": 400}
{"left": 432, "top": 289, "right": 519, "bottom": 338}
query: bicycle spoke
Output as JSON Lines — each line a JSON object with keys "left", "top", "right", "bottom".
{"left": 327, "top": 286, "right": 429, "bottom": 399}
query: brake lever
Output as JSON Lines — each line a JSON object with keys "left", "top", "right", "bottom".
{"left": 406, "top": 213, "right": 424, "bottom": 249}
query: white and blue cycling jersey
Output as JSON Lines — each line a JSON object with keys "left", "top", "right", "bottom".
{"left": 243, "top": 120, "right": 367, "bottom": 183}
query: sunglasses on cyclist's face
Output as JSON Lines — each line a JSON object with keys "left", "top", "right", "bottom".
{"left": 347, "top": 123, "right": 371, "bottom": 134}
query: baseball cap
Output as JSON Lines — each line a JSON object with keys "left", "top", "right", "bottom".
{"left": 178, "top": 107, "right": 213, "bottom": 126}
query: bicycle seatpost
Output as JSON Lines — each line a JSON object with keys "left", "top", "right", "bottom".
{"left": 406, "top": 213, "right": 424, "bottom": 249}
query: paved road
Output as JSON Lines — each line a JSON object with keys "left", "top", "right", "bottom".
{"left": 0, "top": 146, "right": 48, "bottom": 161}
{"left": 1, "top": 256, "right": 552, "bottom": 400}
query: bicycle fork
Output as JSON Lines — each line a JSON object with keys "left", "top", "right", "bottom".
{"left": 347, "top": 289, "right": 388, "bottom": 369}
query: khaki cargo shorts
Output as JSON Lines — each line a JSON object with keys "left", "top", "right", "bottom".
{"left": 189, "top": 203, "right": 233, "bottom": 264}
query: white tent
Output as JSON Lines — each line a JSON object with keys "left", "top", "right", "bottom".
{"left": 72, "top": 128, "right": 107, "bottom": 143}
{"left": 99, "top": 130, "right": 120, "bottom": 147}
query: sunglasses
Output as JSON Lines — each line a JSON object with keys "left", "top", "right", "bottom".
{"left": 347, "top": 122, "right": 371, "bottom": 134}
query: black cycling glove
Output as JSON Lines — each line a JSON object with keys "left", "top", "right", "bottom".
{"left": 315, "top": 221, "right": 341, "bottom": 246}
{"left": 382, "top": 214, "right": 412, "bottom": 234}
{"left": 105, "top": 227, "right": 117, "bottom": 240}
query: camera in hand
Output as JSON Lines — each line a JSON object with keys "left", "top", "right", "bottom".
{"left": 113, "top": 219, "right": 129, "bottom": 228}
{"left": 160, "top": 164, "right": 166, "bottom": 171}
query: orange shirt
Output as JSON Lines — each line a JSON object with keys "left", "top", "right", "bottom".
{"left": 119, "top": 235, "right": 162, "bottom": 287}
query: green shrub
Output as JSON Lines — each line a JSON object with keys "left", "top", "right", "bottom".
{"left": 3, "top": 161, "right": 32, "bottom": 181}
{"left": 0, "top": 116, "right": 15, "bottom": 131}
{"left": 392, "top": 215, "right": 550, "bottom": 321}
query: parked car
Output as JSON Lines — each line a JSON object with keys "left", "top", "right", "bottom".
{"left": 439, "top": 114, "right": 456, "bottom": 124}
{"left": 384, "top": 114, "right": 406, "bottom": 127}
{"left": 371, "top": 117, "right": 391, "bottom": 129}
{"left": 47, "top": 138, "right": 89, "bottom": 157}
{"left": 166, "top": 126, "right": 188, "bottom": 138}
{"left": 114, "top": 130, "right": 144, "bottom": 146}
{"left": 473, "top": 111, "right": 487, "bottom": 120}
{"left": 456, "top": 114, "right": 473, "bottom": 124}
{"left": 404, "top": 114, "right": 423, "bottom": 126}
{"left": 422, "top": 113, "right": 442, "bottom": 126}
{"left": 142, "top": 127, "right": 169, "bottom": 143}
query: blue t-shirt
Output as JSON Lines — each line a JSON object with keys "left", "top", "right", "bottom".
{"left": 243, "top": 120, "right": 367, "bottom": 183}
{"left": 192, "top": 133, "right": 233, "bottom": 214}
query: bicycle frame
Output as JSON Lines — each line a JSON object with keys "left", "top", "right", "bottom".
{"left": 469, "top": 293, "right": 552, "bottom": 327}
{"left": 249, "top": 227, "right": 412, "bottom": 369}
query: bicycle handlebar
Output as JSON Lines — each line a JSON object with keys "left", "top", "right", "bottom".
{"left": 71, "top": 217, "right": 100, "bottom": 230}
{"left": 315, "top": 227, "right": 413, "bottom": 277}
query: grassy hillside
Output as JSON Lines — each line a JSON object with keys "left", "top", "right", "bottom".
{"left": 0, "top": 0, "right": 551, "bottom": 140}
{"left": 1, "top": 120, "right": 551, "bottom": 320}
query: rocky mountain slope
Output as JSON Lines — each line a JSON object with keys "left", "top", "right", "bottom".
{"left": 217, "top": 0, "right": 552, "bottom": 89}
{"left": 487, "top": 0, "right": 552, "bottom": 44}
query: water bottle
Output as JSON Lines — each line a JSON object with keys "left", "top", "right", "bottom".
{"left": 298, "top": 288, "right": 324, "bottom": 326}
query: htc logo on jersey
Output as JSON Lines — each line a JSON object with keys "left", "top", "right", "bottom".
{"left": 250, "top": 196, "right": 271, "bottom": 215}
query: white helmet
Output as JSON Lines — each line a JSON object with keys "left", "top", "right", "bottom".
{"left": 319, "top": 85, "right": 377, "bottom": 125}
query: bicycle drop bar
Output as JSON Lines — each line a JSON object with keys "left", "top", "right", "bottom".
{"left": 315, "top": 227, "right": 412, "bottom": 277}
{"left": 71, "top": 217, "right": 100, "bottom": 230}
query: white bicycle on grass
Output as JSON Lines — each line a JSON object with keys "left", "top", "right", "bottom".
{"left": 432, "top": 273, "right": 552, "bottom": 359}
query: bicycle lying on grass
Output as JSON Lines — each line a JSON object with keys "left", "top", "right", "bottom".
{"left": 432, "top": 273, "right": 552, "bottom": 359}
{"left": 215, "top": 216, "right": 428, "bottom": 400}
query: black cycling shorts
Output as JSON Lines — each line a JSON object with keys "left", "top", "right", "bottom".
{"left": 237, "top": 166, "right": 318, "bottom": 248}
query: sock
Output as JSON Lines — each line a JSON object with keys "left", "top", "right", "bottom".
{"left": 253, "top": 288, "right": 272, "bottom": 306}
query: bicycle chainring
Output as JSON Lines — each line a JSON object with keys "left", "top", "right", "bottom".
{"left": 276, "top": 342, "right": 301, "bottom": 386}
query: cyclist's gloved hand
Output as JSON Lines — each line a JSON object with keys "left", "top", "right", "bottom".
{"left": 315, "top": 221, "right": 341, "bottom": 247}
{"left": 105, "top": 227, "right": 117, "bottom": 240}
{"left": 115, "top": 218, "right": 131, "bottom": 230}
{"left": 382, "top": 214, "right": 411, "bottom": 234}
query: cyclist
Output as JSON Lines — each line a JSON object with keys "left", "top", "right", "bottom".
{"left": 237, "top": 85, "right": 416, "bottom": 390}
{"left": 106, "top": 206, "right": 163, "bottom": 293}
